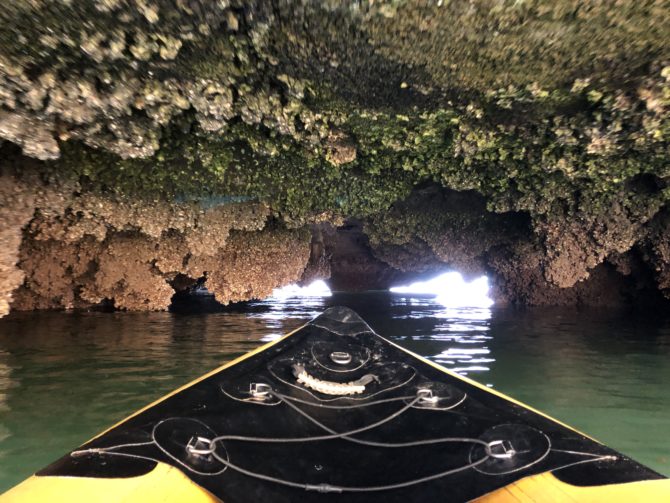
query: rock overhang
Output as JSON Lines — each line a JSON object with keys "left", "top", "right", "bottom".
{"left": 0, "top": 0, "right": 669, "bottom": 314}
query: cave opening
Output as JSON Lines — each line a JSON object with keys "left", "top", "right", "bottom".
{"left": 389, "top": 272, "right": 494, "bottom": 308}
{"left": 170, "top": 271, "right": 493, "bottom": 314}
{"left": 269, "top": 272, "right": 494, "bottom": 309}
{"left": 269, "top": 280, "right": 332, "bottom": 299}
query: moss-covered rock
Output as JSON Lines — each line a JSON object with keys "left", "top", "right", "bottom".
{"left": 1, "top": 0, "right": 669, "bottom": 308}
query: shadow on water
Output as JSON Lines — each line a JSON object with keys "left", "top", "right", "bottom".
{"left": 0, "top": 291, "right": 669, "bottom": 491}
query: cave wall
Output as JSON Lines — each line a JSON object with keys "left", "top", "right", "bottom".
{"left": 320, "top": 187, "right": 667, "bottom": 307}
{"left": 1, "top": 171, "right": 310, "bottom": 314}
{"left": 0, "top": 1, "right": 669, "bottom": 314}
{"left": 1, "top": 171, "right": 668, "bottom": 314}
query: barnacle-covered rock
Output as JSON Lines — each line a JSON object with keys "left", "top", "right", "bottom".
{"left": 0, "top": 0, "right": 668, "bottom": 314}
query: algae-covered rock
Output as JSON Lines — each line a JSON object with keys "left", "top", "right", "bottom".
{"left": 0, "top": 0, "right": 669, "bottom": 312}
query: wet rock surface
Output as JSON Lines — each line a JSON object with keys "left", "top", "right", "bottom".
{"left": 4, "top": 171, "right": 311, "bottom": 312}
{"left": 0, "top": 1, "right": 669, "bottom": 313}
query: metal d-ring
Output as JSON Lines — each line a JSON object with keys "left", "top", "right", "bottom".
{"left": 416, "top": 388, "right": 439, "bottom": 405}
{"left": 249, "top": 382, "right": 272, "bottom": 399}
{"left": 186, "top": 436, "right": 215, "bottom": 456}
{"left": 486, "top": 439, "right": 517, "bottom": 459}
{"left": 330, "top": 351, "right": 352, "bottom": 365}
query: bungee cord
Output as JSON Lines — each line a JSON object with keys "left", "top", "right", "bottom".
{"left": 273, "top": 390, "right": 492, "bottom": 450}
{"left": 70, "top": 384, "right": 617, "bottom": 493}
{"left": 197, "top": 388, "right": 494, "bottom": 493}
{"left": 71, "top": 386, "right": 495, "bottom": 491}
{"left": 279, "top": 392, "right": 418, "bottom": 409}
{"left": 187, "top": 389, "right": 491, "bottom": 451}
{"left": 209, "top": 446, "right": 490, "bottom": 494}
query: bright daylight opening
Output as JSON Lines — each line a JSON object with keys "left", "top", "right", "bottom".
{"left": 269, "top": 279, "right": 333, "bottom": 299}
{"left": 390, "top": 272, "right": 494, "bottom": 308}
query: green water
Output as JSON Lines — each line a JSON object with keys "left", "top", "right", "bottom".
{"left": 0, "top": 292, "right": 669, "bottom": 492}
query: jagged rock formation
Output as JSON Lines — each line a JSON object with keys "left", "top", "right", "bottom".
{"left": 0, "top": 175, "right": 35, "bottom": 315}
{"left": 339, "top": 187, "right": 665, "bottom": 306}
{"left": 0, "top": 1, "right": 669, "bottom": 314}
{"left": 3, "top": 171, "right": 309, "bottom": 314}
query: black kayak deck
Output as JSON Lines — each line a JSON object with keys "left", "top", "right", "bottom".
{"left": 38, "top": 307, "right": 665, "bottom": 502}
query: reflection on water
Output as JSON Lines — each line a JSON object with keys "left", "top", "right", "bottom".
{"left": 0, "top": 292, "right": 669, "bottom": 491}
{"left": 384, "top": 295, "right": 493, "bottom": 376}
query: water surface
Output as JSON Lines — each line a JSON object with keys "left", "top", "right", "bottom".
{"left": 0, "top": 292, "right": 669, "bottom": 491}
